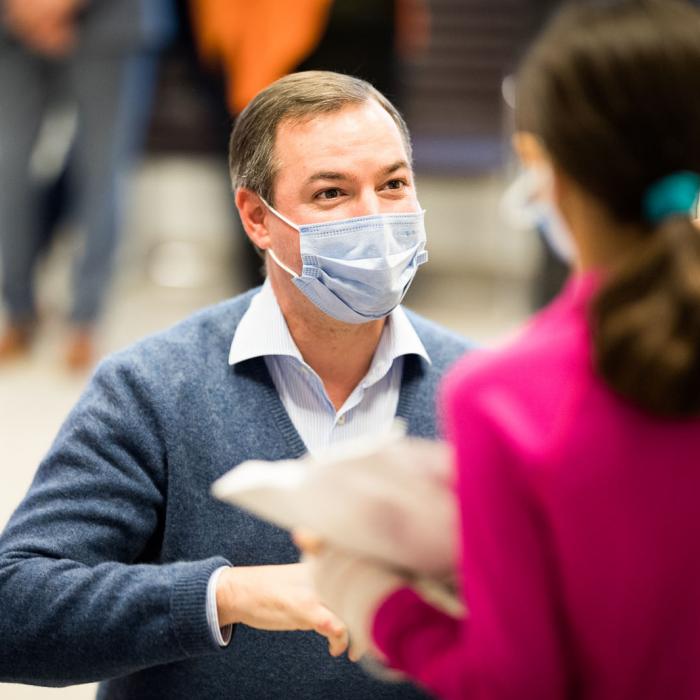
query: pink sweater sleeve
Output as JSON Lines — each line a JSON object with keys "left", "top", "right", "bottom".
{"left": 372, "top": 371, "right": 570, "bottom": 699}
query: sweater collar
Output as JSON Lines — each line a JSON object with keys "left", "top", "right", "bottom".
{"left": 228, "top": 280, "right": 431, "bottom": 379}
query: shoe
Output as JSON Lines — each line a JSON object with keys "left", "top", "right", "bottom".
{"left": 0, "top": 322, "right": 33, "bottom": 362}
{"left": 65, "top": 327, "right": 96, "bottom": 372}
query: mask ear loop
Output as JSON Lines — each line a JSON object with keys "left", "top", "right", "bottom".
{"left": 267, "top": 248, "right": 300, "bottom": 278}
{"left": 499, "top": 166, "right": 551, "bottom": 230}
{"left": 259, "top": 196, "right": 301, "bottom": 231}
{"left": 257, "top": 196, "right": 302, "bottom": 278}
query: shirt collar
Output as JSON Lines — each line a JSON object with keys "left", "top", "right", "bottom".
{"left": 228, "top": 280, "right": 431, "bottom": 377}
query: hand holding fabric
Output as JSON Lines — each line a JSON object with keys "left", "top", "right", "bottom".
{"left": 296, "top": 531, "right": 406, "bottom": 662}
{"left": 215, "top": 561, "right": 350, "bottom": 657}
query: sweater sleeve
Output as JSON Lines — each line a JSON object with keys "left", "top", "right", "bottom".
{"left": 372, "top": 376, "right": 569, "bottom": 699}
{"left": 0, "top": 355, "right": 228, "bottom": 686}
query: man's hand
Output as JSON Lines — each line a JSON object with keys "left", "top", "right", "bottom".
{"left": 2, "top": 0, "right": 84, "bottom": 56}
{"left": 295, "top": 530, "right": 406, "bottom": 662}
{"left": 215, "top": 563, "right": 349, "bottom": 657}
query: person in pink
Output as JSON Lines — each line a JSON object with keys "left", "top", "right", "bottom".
{"left": 297, "top": 0, "right": 700, "bottom": 697}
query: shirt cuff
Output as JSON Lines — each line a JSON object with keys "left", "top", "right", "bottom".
{"left": 206, "top": 566, "right": 234, "bottom": 647}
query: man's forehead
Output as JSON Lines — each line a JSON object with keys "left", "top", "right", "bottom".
{"left": 273, "top": 102, "right": 410, "bottom": 176}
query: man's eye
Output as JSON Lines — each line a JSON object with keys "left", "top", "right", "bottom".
{"left": 317, "top": 188, "right": 342, "bottom": 200}
{"left": 385, "top": 179, "right": 407, "bottom": 190}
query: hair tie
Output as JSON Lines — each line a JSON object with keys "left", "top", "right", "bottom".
{"left": 643, "top": 171, "right": 700, "bottom": 225}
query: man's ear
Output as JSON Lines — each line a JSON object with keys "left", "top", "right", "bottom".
{"left": 236, "top": 188, "right": 272, "bottom": 250}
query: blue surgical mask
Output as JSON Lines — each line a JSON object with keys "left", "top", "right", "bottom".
{"left": 500, "top": 166, "right": 575, "bottom": 263}
{"left": 261, "top": 198, "right": 429, "bottom": 324}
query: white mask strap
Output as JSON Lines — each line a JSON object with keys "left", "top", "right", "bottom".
{"left": 259, "top": 196, "right": 301, "bottom": 232}
{"left": 499, "top": 166, "right": 551, "bottom": 231}
{"left": 267, "top": 248, "right": 299, "bottom": 279}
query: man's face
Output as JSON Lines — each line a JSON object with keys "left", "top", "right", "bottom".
{"left": 263, "top": 99, "right": 419, "bottom": 273}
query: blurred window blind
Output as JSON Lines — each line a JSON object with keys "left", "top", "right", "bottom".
{"left": 405, "top": 0, "right": 557, "bottom": 172}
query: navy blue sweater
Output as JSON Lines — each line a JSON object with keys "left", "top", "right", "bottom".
{"left": 0, "top": 289, "right": 469, "bottom": 699}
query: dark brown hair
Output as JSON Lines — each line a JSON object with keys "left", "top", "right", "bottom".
{"left": 516, "top": 0, "right": 700, "bottom": 417}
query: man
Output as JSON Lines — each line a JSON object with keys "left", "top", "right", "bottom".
{"left": 0, "top": 71, "right": 469, "bottom": 698}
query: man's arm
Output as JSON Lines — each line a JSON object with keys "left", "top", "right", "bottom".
{"left": 0, "top": 355, "right": 227, "bottom": 685}
{"left": 0, "top": 352, "right": 348, "bottom": 686}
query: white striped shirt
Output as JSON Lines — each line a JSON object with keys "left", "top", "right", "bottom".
{"left": 228, "top": 281, "right": 430, "bottom": 454}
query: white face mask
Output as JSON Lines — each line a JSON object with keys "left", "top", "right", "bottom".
{"left": 499, "top": 166, "right": 576, "bottom": 263}
{"left": 261, "top": 198, "right": 428, "bottom": 324}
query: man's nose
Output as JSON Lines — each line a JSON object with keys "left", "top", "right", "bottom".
{"left": 350, "top": 189, "right": 382, "bottom": 218}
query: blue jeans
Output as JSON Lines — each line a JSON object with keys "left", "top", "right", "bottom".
{"left": 0, "top": 38, "right": 157, "bottom": 324}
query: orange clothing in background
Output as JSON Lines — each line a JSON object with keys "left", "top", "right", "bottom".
{"left": 190, "top": 0, "right": 333, "bottom": 114}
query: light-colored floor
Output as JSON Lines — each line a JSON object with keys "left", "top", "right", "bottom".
{"left": 0, "top": 160, "right": 540, "bottom": 699}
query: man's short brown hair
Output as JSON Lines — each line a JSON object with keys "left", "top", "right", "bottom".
{"left": 228, "top": 71, "right": 412, "bottom": 205}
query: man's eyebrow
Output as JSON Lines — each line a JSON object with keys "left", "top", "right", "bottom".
{"left": 381, "top": 160, "right": 411, "bottom": 176}
{"left": 304, "top": 160, "right": 411, "bottom": 185}
{"left": 305, "top": 171, "right": 348, "bottom": 184}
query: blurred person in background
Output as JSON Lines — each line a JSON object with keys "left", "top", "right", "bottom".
{"left": 189, "top": 0, "right": 333, "bottom": 118}
{"left": 0, "top": 71, "right": 469, "bottom": 699}
{"left": 300, "top": 1, "right": 700, "bottom": 698}
{"left": 0, "top": 0, "right": 173, "bottom": 369}
{"left": 189, "top": 0, "right": 428, "bottom": 121}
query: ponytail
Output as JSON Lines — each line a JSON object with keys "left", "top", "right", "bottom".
{"left": 592, "top": 213, "right": 700, "bottom": 418}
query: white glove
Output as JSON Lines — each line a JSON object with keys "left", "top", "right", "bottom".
{"left": 303, "top": 545, "right": 406, "bottom": 662}
{"left": 213, "top": 425, "right": 458, "bottom": 577}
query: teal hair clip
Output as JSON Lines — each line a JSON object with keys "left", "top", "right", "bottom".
{"left": 643, "top": 171, "right": 700, "bottom": 225}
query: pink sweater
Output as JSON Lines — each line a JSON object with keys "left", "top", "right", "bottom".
{"left": 373, "top": 273, "right": 700, "bottom": 699}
